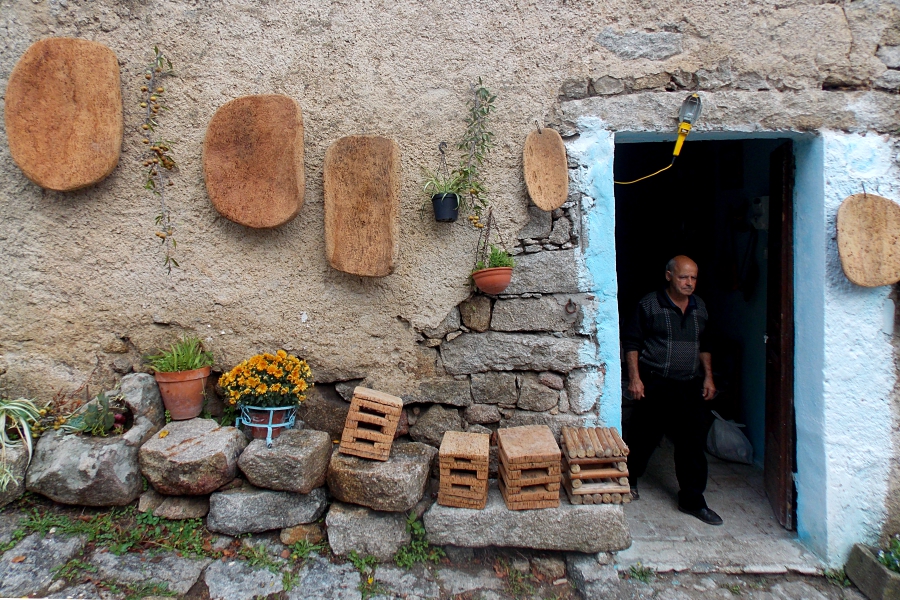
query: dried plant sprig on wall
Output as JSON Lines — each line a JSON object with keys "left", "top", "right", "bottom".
{"left": 457, "top": 77, "right": 496, "bottom": 224}
{"left": 139, "top": 47, "right": 178, "bottom": 273}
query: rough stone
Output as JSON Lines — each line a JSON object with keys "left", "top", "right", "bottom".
{"left": 464, "top": 404, "right": 502, "bottom": 424}
{"left": 296, "top": 385, "right": 351, "bottom": 439}
{"left": 335, "top": 380, "right": 364, "bottom": 402}
{"left": 137, "top": 488, "right": 165, "bottom": 513}
{"left": 403, "top": 379, "right": 472, "bottom": 407}
{"left": 548, "top": 216, "right": 572, "bottom": 245}
{"left": 89, "top": 550, "right": 211, "bottom": 595}
{"left": 111, "top": 357, "right": 133, "bottom": 374}
{"left": 441, "top": 332, "right": 592, "bottom": 375}
{"left": 491, "top": 295, "right": 580, "bottom": 332}
{"left": 517, "top": 204, "right": 553, "bottom": 240}
{"left": 435, "top": 567, "right": 506, "bottom": 596}
{"left": 154, "top": 495, "right": 210, "bottom": 519}
{"left": 459, "top": 295, "right": 492, "bottom": 332}
{"left": 532, "top": 555, "right": 566, "bottom": 580}
{"left": 287, "top": 554, "right": 361, "bottom": 600}
{"left": 566, "top": 368, "right": 601, "bottom": 414}
{"left": 238, "top": 429, "right": 332, "bottom": 493}
{"left": 566, "top": 553, "right": 621, "bottom": 597}
{"left": 539, "top": 372, "right": 565, "bottom": 390}
{"left": 422, "top": 307, "right": 461, "bottom": 339}
{"left": 394, "top": 408, "right": 410, "bottom": 437}
{"left": 205, "top": 557, "right": 284, "bottom": 600}
{"left": 57, "top": 582, "right": 101, "bottom": 598}
{"left": 280, "top": 522, "right": 326, "bottom": 545}
{"left": 325, "top": 502, "right": 411, "bottom": 561}
{"left": 633, "top": 72, "right": 672, "bottom": 90}
{"left": 0, "top": 445, "right": 27, "bottom": 508}
{"left": 27, "top": 374, "right": 165, "bottom": 506}
{"left": 596, "top": 28, "right": 683, "bottom": 60}
{"left": 425, "top": 483, "right": 630, "bottom": 552}
{"left": 0, "top": 533, "right": 86, "bottom": 597}
{"left": 590, "top": 76, "right": 625, "bottom": 96}
{"left": 376, "top": 564, "right": 441, "bottom": 600}
{"left": 5, "top": 38, "right": 122, "bottom": 191}
{"left": 875, "top": 69, "right": 900, "bottom": 91}
{"left": 517, "top": 372, "right": 559, "bottom": 412}
{"left": 326, "top": 441, "right": 436, "bottom": 511}
{"left": 408, "top": 404, "right": 465, "bottom": 447}
{"left": 204, "top": 94, "right": 304, "bottom": 228}
{"left": 207, "top": 485, "right": 327, "bottom": 536}
{"left": 504, "top": 250, "right": 583, "bottom": 295}
{"left": 877, "top": 45, "right": 900, "bottom": 68}
{"left": 559, "top": 79, "right": 589, "bottom": 100}
{"left": 499, "top": 410, "right": 583, "bottom": 439}
{"left": 471, "top": 372, "right": 518, "bottom": 405}
{"left": 139, "top": 418, "right": 247, "bottom": 496}
{"left": 697, "top": 60, "right": 733, "bottom": 90}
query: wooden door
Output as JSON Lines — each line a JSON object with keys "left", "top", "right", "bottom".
{"left": 764, "top": 141, "right": 796, "bottom": 529}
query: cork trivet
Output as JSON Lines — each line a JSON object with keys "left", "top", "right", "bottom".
{"left": 837, "top": 193, "right": 900, "bottom": 287}
{"left": 439, "top": 431, "right": 490, "bottom": 461}
{"left": 523, "top": 128, "right": 568, "bottom": 212}
{"left": 352, "top": 387, "right": 403, "bottom": 412}
{"left": 497, "top": 425, "right": 560, "bottom": 464}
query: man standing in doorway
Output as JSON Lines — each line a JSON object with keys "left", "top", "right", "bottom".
{"left": 623, "top": 255, "right": 722, "bottom": 525}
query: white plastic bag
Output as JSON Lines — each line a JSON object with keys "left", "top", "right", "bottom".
{"left": 706, "top": 410, "right": 753, "bottom": 464}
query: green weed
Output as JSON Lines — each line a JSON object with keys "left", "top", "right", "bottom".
{"left": 289, "top": 539, "right": 328, "bottom": 562}
{"left": 393, "top": 514, "right": 445, "bottom": 569}
{"left": 825, "top": 567, "right": 852, "bottom": 587}
{"left": 282, "top": 570, "right": 299, "bottom": 592}
{"left": 721, "top": 582, "right": 742, "bottom": 595}
{"left": 493, "top": 558, "right": 537, "bottom": 599}
{"left": 349, "top": 550, "right": 386, "bottom": 600}
{"left": 628, "top": 562, "right": 654, "bottom": 583}
{"left": 0, "top": 527, "right": 26, "bottom": 553}
{"left": 52, "top": 558, "right": 98, "bottom": 582}
{"left": 238, "top": 543, "right": 283, "bottom": 573}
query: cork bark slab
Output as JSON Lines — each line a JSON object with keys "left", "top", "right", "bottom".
{"left": 203, "top": 94, "right": 305, "bottom": 228}
{"left": 523, "top": 128, "right": 568, "bottom": 212}
{"left": 439, "top": 431, "right": 490, "bottom": 461}
{"left": 837, "top": 193, "right": 900, "bottom": 287}
{"left": 324, "top": 136, "right": 400, "bottom": 277}
{"left": 4, "top": 37, "right": 122, "bottom": 191}
{"left": 497, "top": 425, "right": 561, "bottom": 464}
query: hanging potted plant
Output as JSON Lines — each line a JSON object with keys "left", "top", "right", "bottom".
{"left": 146, "top": 335, "right": 214, "bottom": 420}
{"left": 422, "top": 142, "right": 464, "bottom": 223}
{"left": 218, "top": 350, "right": 313, "bottom": 447}
{"left": 471, "top": 209, "right": 515, "bottom": 295}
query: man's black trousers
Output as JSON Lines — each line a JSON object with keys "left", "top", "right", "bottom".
{"left": 626, "top": 372, "right": 711, "bottom": 511}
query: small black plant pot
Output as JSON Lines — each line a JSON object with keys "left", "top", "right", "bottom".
{"left": 431, "top": 193, "right": 459, "bottom": 222}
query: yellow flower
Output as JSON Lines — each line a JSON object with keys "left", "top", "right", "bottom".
{"left": 277, "top": 349, "right": 287, "bottom": 359}
{"left": 256, "top": 384, "right": 268, "bottom": 394}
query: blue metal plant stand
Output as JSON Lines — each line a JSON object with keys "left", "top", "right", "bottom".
{"left": 236, "top": 405, "right": 296, "bottom": 447}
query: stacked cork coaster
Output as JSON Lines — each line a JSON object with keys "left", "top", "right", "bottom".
{"left": 560, "top": 426, "right": 631, "bottom": 505}
{"left": 338, "top": 387, "right": 403, "bottom": 461}
{"left": 496, "top": 425, "right": 561, "bottom": 510}
{"left": 438, "top": 431, "right": 490, "bottom": 509}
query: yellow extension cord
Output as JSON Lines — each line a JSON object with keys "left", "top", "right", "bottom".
{"left": 613, "top": 158, "right": 676, "bottom": 185}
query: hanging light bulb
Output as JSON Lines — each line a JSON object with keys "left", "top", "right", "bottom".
{"left": 673, "top": 93, "right": 702, "bottom": 157}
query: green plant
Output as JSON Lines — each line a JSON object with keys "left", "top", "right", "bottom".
{"left": 52, "top": 558, "right": 98, "bottom": 582}
{"left": 58, "top": 392, "right": 124, "bottom": 437}
{"left": 825, "top": 567, "right": 852, "bottom": 587}
{"left": 0, "top": 396, "right": 41, "bottom": 492}
{"left": 474, "top": 245, "right": 515, "bottom": 272}
{"left": 349, "top": 550, "right": 385, "bottom": 600}
{"left": 493, "top": 557, "right": 537, "bottom": 599}
{"left": 139, "top": 46, "right": 179, "bottom": 273}
{"left": 628, "top": 562, "right": 654, "bottom": 583}
{"left": 238, "top": 543, "right": 283, "bottom": 573}
{"left": 457, "top": 77, "right": 496, "bottom": 224}
{"left": 282, "top": 570, "right": 299, "bottom": 592}
{"left": 393, "top": 514, "right": 445, "bottom": 569}
{"left": 289, "top": 539, "right": 328, "bottom": 562}
{"left": 878, "top": 533, "right": 900, "bottom": 574}
{"left": 219, "top": 350, "right": 313, "bottom": 409}
{"left": 0, "top": 528, "right": 27, "bottom": 554}
{"left": 145, "top": 335, "right": 214, "bottom": 373}
{"left": 721, "top": 582, "right": 742, "bottom": 595}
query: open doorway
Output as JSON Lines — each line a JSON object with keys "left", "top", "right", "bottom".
{"left": 615, "top": 137, "right": 796, "bottom": 530}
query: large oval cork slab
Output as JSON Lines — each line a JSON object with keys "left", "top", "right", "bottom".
{"left": 4, "top": 38, "right": 123, "bottom": 191}
{"left": 203, "top": 95, "right": 305, "bottom": 228}
{"left": 837, "top": 193, "right": 900, "bottom": 287}
{"left": 324, "top": 136, "right": 400, "bottom": 277}
{"left": 523, "top": 128, "right": 568, "bottom": 212}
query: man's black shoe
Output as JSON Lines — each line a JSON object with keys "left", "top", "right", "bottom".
{"left": 678, "top": 506, "right": 723, "bottom": 526}
{"left": 630, "top": 483, "right": 639, "bottom": 500}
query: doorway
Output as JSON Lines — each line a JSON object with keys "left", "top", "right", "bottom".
{"left": 614, "top": 137, "right": 796, "bottom": 529}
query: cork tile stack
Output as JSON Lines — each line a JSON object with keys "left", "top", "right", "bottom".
{"left": 497, "top": 425, "right": 561, "bottom": 510}
{"left": 437, "top": 431, "right": 490, "bottom": 509}
{"left": 338, "top": 387, "right": 403, "bottom": 461}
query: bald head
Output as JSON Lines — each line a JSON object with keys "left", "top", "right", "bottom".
{"left": 665, "top": 255, "right": 698, "bottom": 298}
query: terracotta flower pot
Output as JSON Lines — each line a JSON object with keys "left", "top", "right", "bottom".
{"left": 153, "top": 366, "right": 211, "bottom": 420}
{"left": 472, "top": 267, "right": 513, "bottom": 295}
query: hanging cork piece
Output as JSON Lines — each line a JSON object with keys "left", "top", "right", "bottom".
{"left": 324, "top": 136, "right": 400, "bottom": 277}
{"left": 523, "top": 128, "right": 568, "bottom": 212}
{"left": 203, "top": 95, "right": 305, "bottom": 228}
{"left": 4, "top": 38, "right": 123, "bottom": 191}
{"left": 837, "top": 193, "right": 900, "bottom": 287}
{"left": 338, "top": 387, "right": 403, "bottom": 461}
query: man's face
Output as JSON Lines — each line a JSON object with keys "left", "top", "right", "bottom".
{"left": 666, "top": 261, "right": 698, "bottom": 296}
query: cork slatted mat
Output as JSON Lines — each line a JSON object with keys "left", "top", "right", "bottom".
{"left": 324, "top": 135, "right": 400, "bottom": 277}
{"left": 5, "top": 37, "right": 123, "bottom": 191}
{"left": 837, "top": 193, "right": 900, "bottom": 287}
{"left": 523, "top": 128, "right": 569, "bottom": 212}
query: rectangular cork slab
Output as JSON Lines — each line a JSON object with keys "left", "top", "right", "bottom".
{"left": 438, "top": 493, "right": 487, "bottom": 510}
{"left": 498, "top": 477, "right": 560, "bottom": 501}
{"left": 439, "top": 431, "right": 490, "bottom": 461}
{"left": 439, "top": 479, "right": 489, "bottom": 500}
{"left": 440, "top": 456, "right": 489, "bottom": 470}
{"left": 440, "top": 466, "right": 488, "bottom": 482}
{"left": 497, "top": 425, "right": 560, "bottom": 464}
{"left": 324, "top": 136, "right": 400, "bottom": 277}
{"left": 352, "top": 387, "right": 403, "bottom": 411}
{"left": 499, "top": 479, "right": 560, "bottom": 510}
{"left": 498, "top": 462, "right": 560, "bottom": 487}
{"left": 498, "top": 446, "right": 560, "bottom": 475}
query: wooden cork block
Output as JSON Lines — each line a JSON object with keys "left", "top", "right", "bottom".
{"left": 440, "top": 431, "right": 489, "bottom": 461}
{"left": 439, "top": 478, "right": 489, "bottom": 500}
{"left": 837, "top": 193, "right": 900, "bottom": 287}
{"left": 498, "top": 447, "right": 561, "bottom": 476}
{"left": 203, "top": 94, "right": 304, "bottom": 228}
{"left": 5, "top": 38, "right": 123, "bottom": 191}
{"left": 523, "top": 128, "right": 569, "bottom": 212}
{"left": 324, "top": 135, "right": 400, "bottom": 277}
{"left": 437, "top": 492, "right": 487, "bottom": 510}
{"left": 440, "top": 465, "right": 488, "bottom": 483}
{"left": 496, "top": 425, "right": 560, "bottom": 464}
{"left": 498, "top": 461, "right": 560, "bottom": 488}
{"left": 338, "top": 387, "right": 403, "bottom": 461}
{"left": 499, "top": 478, "right": 560, "bottom": 510}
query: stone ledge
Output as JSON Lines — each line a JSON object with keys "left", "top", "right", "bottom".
{"left": 424, "top": 481, "right": 630, "bottom": 553}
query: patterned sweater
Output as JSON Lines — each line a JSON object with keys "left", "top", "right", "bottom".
{"left": 622, "top": 290, "right": 711, "bottom": 381}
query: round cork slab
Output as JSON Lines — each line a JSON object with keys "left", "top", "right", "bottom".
{"left": 837, "top": 193, "right": 900, "bottom": 287}
{"left": 203, "top": 95, "right": 305, "bottom": 228}
{"left": 4, "top": 38, "right": 123, "bottom": 192}
{"left": 523, "top": 128, "right": 568, "bottom": 212}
